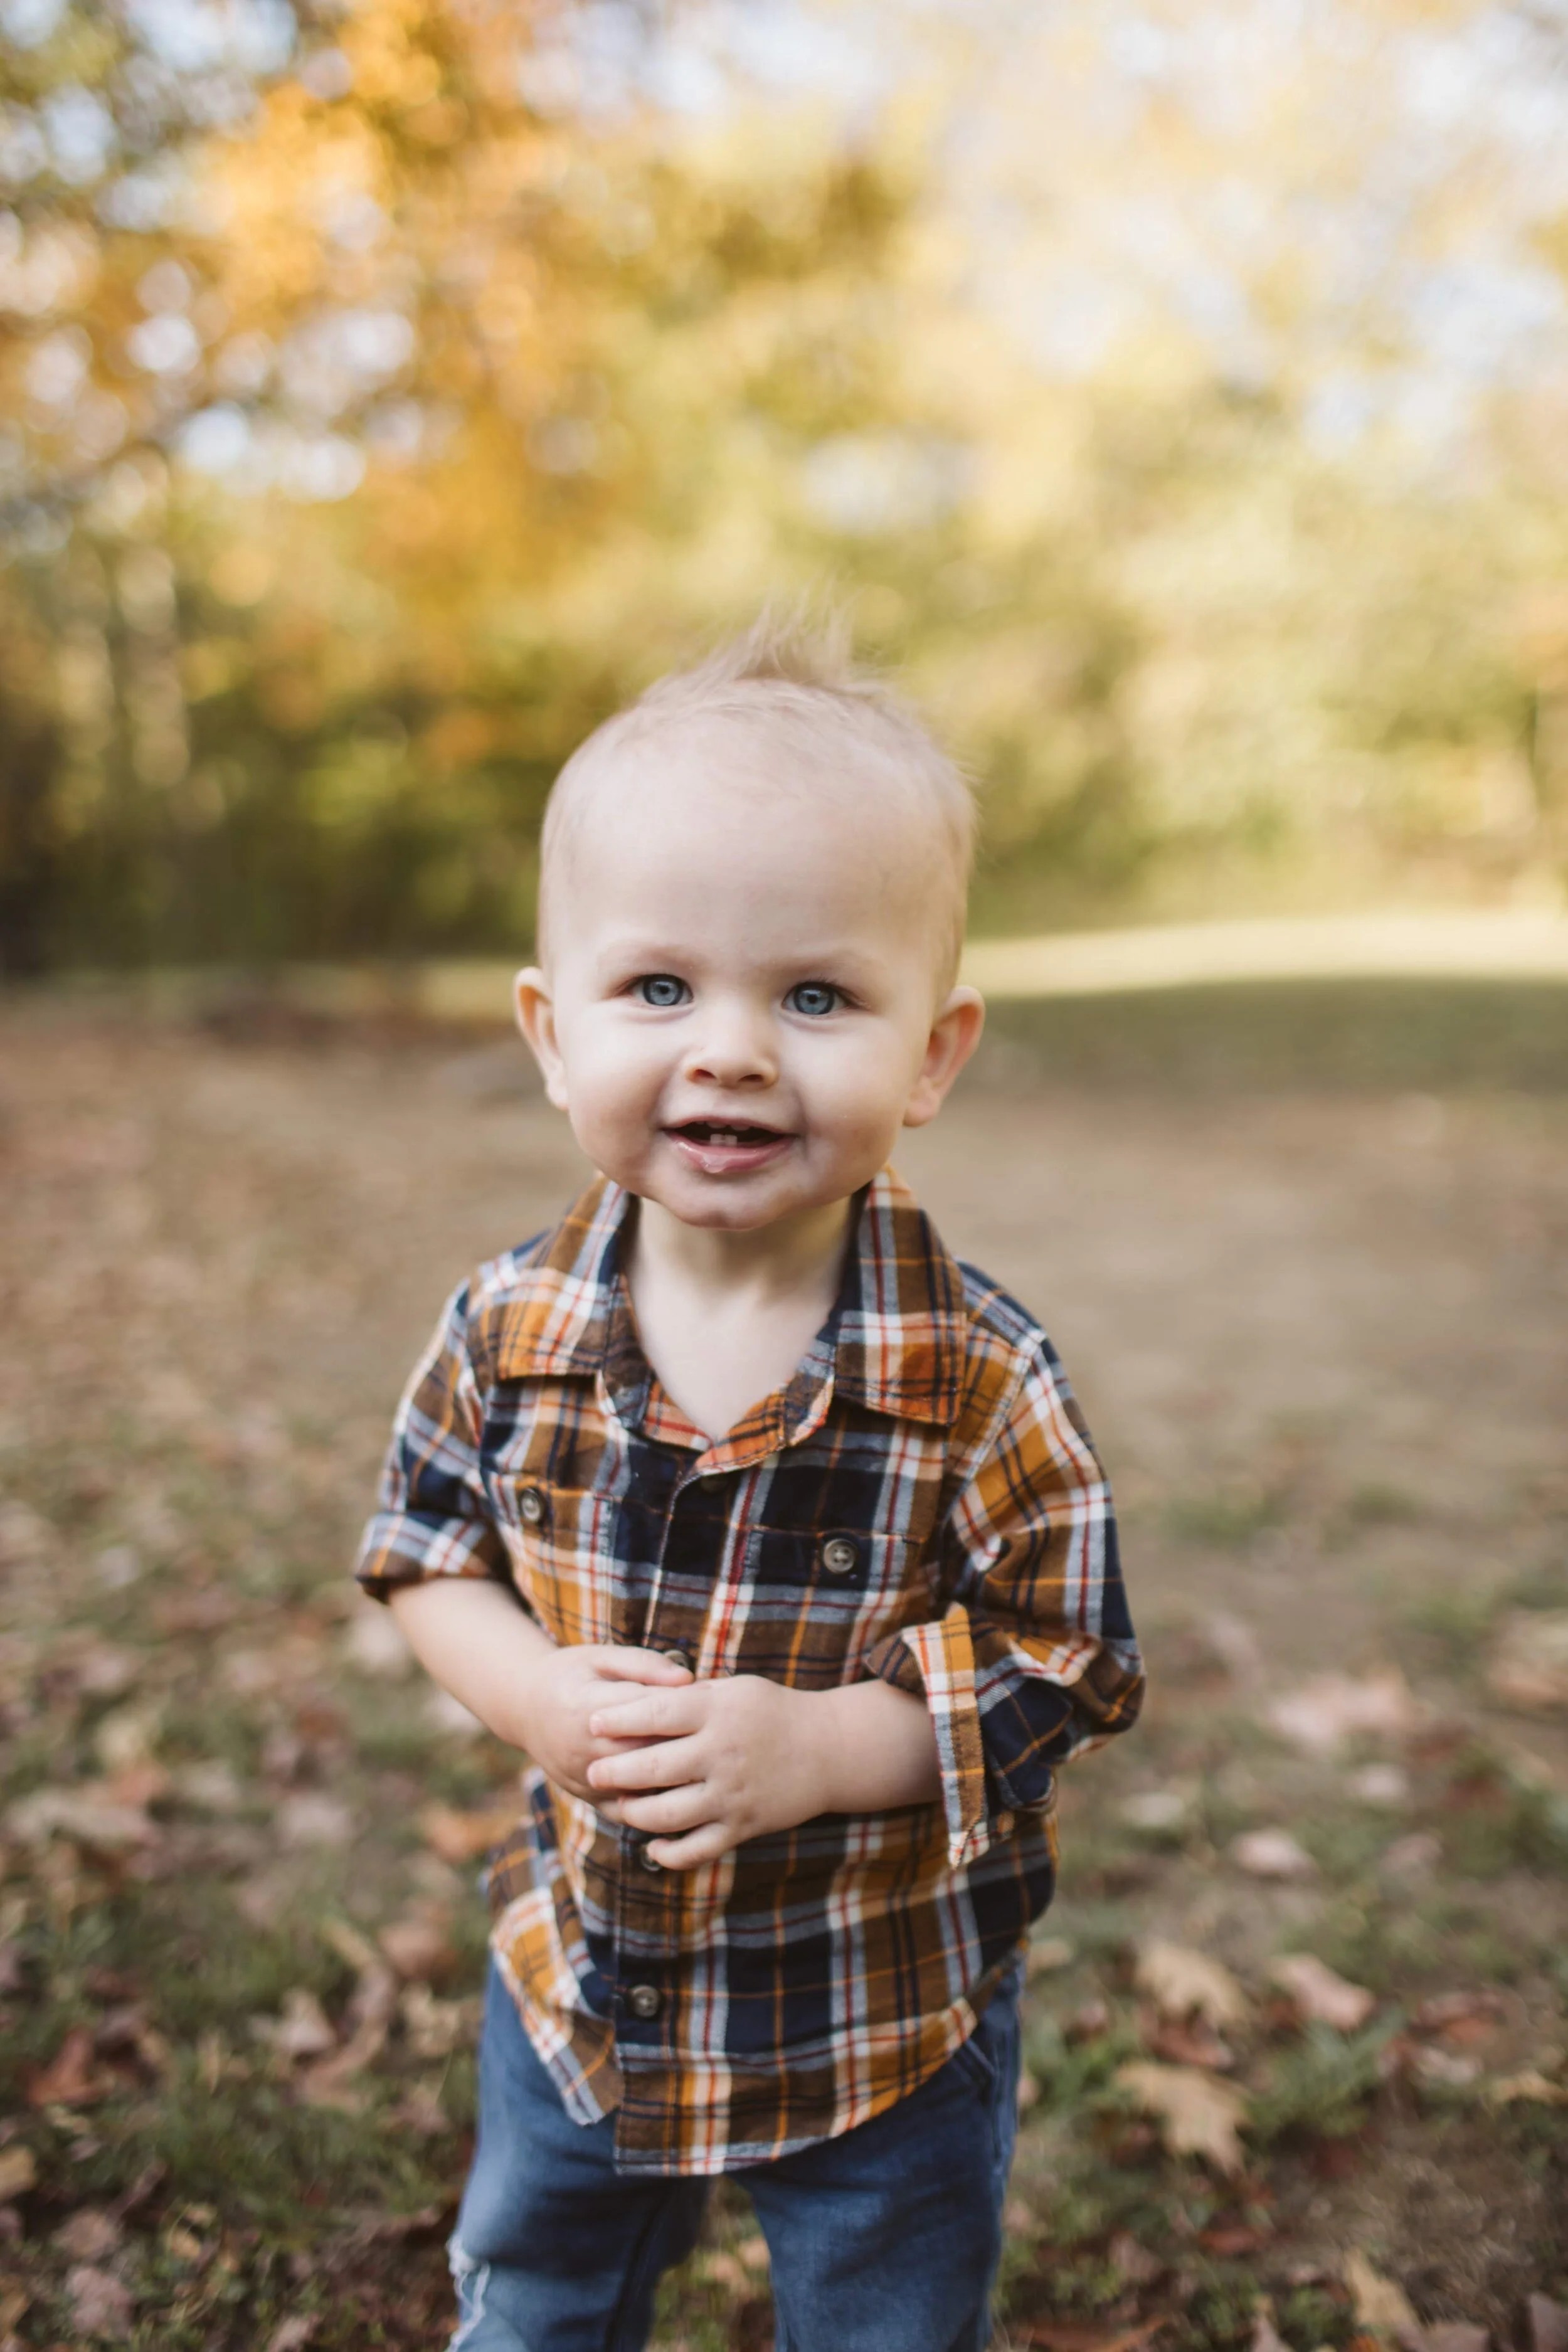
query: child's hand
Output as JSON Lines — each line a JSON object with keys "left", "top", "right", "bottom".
{"left": 585, "top": 1676, "right": 827, "bottom": 1868}
{"left": 517, "top": 1643, "right": 694, "bottom": 1812}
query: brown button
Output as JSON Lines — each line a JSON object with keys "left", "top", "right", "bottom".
{"left": 627, "top": 1983, "right": 662, "bottom": 2020}
{"left": 820, "top": 1536, "right": 859, "bottom": 1576}
{"left": 993, "top": 1810, "right": 1016, "bottom": 1838}
{"left": 519, "top": 1486, "right": 545, "bottom": 1527}
{"left": 637, "top": 1843, "right": 664, "bottom": 1874}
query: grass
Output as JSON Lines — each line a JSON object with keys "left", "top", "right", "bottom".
{"left": 2, "top": 999, "right": 1565, "bottom": 2348}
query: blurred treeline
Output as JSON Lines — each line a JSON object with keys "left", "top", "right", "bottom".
{"left": 3, "top": 0, "right": 1568, "bottom": 973}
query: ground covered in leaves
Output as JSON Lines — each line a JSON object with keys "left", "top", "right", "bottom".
{"left": 1, "top": 991, "right": 1565, "bottom": 2351}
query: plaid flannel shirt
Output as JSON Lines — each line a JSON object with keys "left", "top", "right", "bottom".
{"left": 356, "top": 1168, "right": 1142, "bottom": 2176}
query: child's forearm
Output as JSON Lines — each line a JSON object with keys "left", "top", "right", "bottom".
{"left": 387, "top": 1576, "right": 554, "bottom": 1748}
{"left": 809, "top": 1680, "right": 941, "bottom": 1814}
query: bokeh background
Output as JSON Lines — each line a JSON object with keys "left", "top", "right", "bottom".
{"left": 3, "top": 7, "right": 1567, "bottom": 2351}
{"left": 4, "top": 0, "right": 1568, "bottom": 969}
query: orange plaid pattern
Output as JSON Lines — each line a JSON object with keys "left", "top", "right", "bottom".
{"left": 357, "top": 1169, "right": 1142, "bottom": 2175}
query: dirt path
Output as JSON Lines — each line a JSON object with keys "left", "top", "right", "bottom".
{"left": 1, "top": 1006, "right": 1564, "bottom": 2346}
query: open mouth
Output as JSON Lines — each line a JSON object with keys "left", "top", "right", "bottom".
{"left": 669, "top": 1120, "right": 785, "bottom": 1147}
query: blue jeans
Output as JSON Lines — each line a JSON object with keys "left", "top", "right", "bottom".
{"left": 450, "top": 1955, "right": 1024, "bottom": 2352}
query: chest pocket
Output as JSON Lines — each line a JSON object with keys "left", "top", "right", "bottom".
{"left": 494, "top": 1478, "right": 609, "bottom": 1647}
{"left": 736, "top": 1527, "right": 936, "bottom": 1688}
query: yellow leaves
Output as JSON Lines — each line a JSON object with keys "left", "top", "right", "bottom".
{"left": 1114, "top": 2059, "right": 1249, "bottom": 2173}
{"left": 1344, "top": 2250, "right": 1421, "bottom": 2344}
{"left": 1134, "top": 1937, "right": 1249, "bottom": 2033}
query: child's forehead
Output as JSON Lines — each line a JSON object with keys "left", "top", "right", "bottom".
{"left": 569, "top": 712, "right": 943, "bottom": 855}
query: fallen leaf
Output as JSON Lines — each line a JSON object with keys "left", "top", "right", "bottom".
{"left": 25, "top": 2025, "right": 109, "bottom": 2107}
{"left": 1265, "top": 1671, "right": 1418, "bottom": 1756}
{"left": 1420, "top": 2326, "right": 1490, "bottom": 2352}
{"left": 6, "top": 1788, "right": 156, "bottom": 1852}
{"left": 1485, "top": 1611, "right": 1568, "bottom": 1710}
{"left": 1064, "top": 1997, "right": 1111, "bottom": 2042}
{"left": 417, "top": 1799, "right": 517, "bottom": 1863}
{"left": 1108, "top": 2230, "right": 1163, "bottom": 2284}
{"left": 1348, "top": 1764, "right": 1410, "bottom": 1807}
{"left": 1121, "top": 1791, "right": 1189, "bottom": 1835}
{"left": 1412, "top": 2047, "right": 1481, "bottom": 2089}
{"left": 1027, "top": 1935, "right": 1076, "bottom": 1976}
{"left": 1528, "top": 2296, "right": 1568, "bottom": 2352}
{"left": 53, "top": 2209, "right": 123, "bottom": 2261}
{"left": 264, "top": 2319, "right": 319, "bottom": 2352}
{"left": 1484, "top": 2069, "right": 1568, "bottom": 2107}
{"left": 1379, "top": 1832, "right": 1441, "bottom": 1883}
{"left": 1413, "top": 1991, "right": 1505, "bottom": 2039}
{"left": 1135, "top": 1938, "right": 1248, "bottom": 2031}
{"left": 66, "top": 2261, "right": 134, "bottom": 2338}
{"left": 276, "top": 1793, "right": 355, "bottom": 1848}
{"left": 250, "top": 1988, "right": 336, "bottom": 2061}
{"left": 1200, "top": 2222, "right": 1273, "bottom": 2254}
{"left": 378, "top": 1915, "right": 455, "bottom": 1982}
{"left": 1344, "top": 2249, "right": 1419, "bottom": 2343}
{"left": 401, "top": 1984, "right": 475, "bottom": 2060}
{"left": 1250, "top": 2315, "right": 1291, "bottom": 2352}
{"left": 1115, "top": 2059, "right": 1249, "bottom": 2171}
{"left": 1141, "top": 2011, "right": 1235, "bottom": 2071}
{"left": 0, "top": 2146, "right": 36, "bottom": 2200}
{"left": 1231, "top": 1828, "right": 1316, "bottom": 1880}
{"left": 1271, "top": 1953, "right": 1377, "bottom": 2032}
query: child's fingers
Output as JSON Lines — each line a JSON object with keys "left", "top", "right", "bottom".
{"left": 588, "top": 1687, "right": 706, "bottom": 1741}
{"left": 644, "top": 1822, "right": 731, "bottom": 1872}
{"left": 587, "top": 1734, "right": 702, "bottom": 1793}
{"left": 618, "top": 1782, "right": 716, "bottom": 1837}
{"left": 592, "top": 1648, "right": 695, "bottom": 1685}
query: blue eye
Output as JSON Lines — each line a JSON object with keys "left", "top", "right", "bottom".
{"left": 634, "top": 974, "right": 689, "bottom": 1008}
{"left": 787, "top": 982, "right": 839, "bottom": 1018}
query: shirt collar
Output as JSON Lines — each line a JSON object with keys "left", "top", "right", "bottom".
{"left": 494, "top": 1168, "right": 969, "bottom": 1432}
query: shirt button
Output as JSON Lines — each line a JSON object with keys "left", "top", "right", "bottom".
{"left": 627, "top": 1983, "right": 662, "bottom": 2020}
{"left": 993, "top": 1810, "right": 1016, "bottom": 1838}
{"left": 636, "top": 1840, "right": 664, "bottom": 1873}
{"left": 820, "top": 1536, "right": 859, "bottom": 1576}
{"left": 519, "top": 1486, "right": 545, "bottom": 1526}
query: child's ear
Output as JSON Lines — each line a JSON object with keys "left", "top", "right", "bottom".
{"left": 514, "top": 967, "right": 569, "bottom": 1111}
{"left": 903, "top": 986, "right": 985, "bottom": 1130}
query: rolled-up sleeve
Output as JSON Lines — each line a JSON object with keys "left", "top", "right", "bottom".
{"left": 355, "top": 1283, "right": 508, "bottom": 1599}
{"left": 864, "top": 1340, "right": 1143, "bottom": 1869}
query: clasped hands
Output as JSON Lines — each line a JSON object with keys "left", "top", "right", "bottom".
{"left": 517, "top": 1642, "right": 830, "bottom": 1872}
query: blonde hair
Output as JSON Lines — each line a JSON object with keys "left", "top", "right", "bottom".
{"left": 538, "top": 611, "right": 975, "bottom": 983}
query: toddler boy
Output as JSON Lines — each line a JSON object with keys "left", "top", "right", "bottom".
{"left": 356, "top": 621, "right": 1144, "bottom": 2352}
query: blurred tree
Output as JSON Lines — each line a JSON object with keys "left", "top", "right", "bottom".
{"left": 1, "top": 0, "right": 1565, "bottom": 970}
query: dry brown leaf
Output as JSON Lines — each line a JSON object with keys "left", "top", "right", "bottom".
{"left": 417, "top": 1799, "right": 517, "bottom": 1863}
{"left": 1421, "top": 2326, "right": 1490, "bottom": 2352}
{"left": 6, "top": 1787, "right": 156, "bottom": 1852}
{"left": 250, "top": 1988, "right": 336, "bottom": 2061}
{"left": 1485, "top": 1611, "right": 1568, "bottom": 1710}
{"left": 1483, "top": 2069, "right": 1568, "bottom": 2107}
{"left": 275, "top": 1793, "right": 355, "bottom": 1848}
{"left": 1344, "top": 2249, "right": 1420, "bottom": 2343}
{"left": 65, "top": 2261, "right": 134, "bottom": 2339}
{"left": 53, "top": 2208, "right": 124, "bottom": 2261}
{"left": 25, "top": 2025, "right": 110, "bottom": 2107}
{"left": 1264, "top": 1671, "right": 1418, "bottom": 1756}
{"left": 1271, "top": 1953, "right": 1377, "bottom": 2032}
{"left": 1115, "top": 2058, "right": 1249, "bottom": 2172}
{"left": 378, "top": 1915, "right": 455, "bottom": 1982}
{"left": 1250, "top": 2314, "right": 1291, "bottom": 2352}
{"left": 0, "top": 2146, "right": 36, "bottom": 2201}
{"left": 1528, "top": 2295, "right": 1568, "bottom": 2352}
{"left": 1027, "top": 1934, "right": 1076, "bottom": 1976}
{"left": 1231, "top": 1828, "right": 1316, "bottom": 1880}
{"left": 1135, "top": 1938, "right": 1248, "bottom": 2031}
{"left": 263, "top": 2319, "right": 319, "bottom": 2352}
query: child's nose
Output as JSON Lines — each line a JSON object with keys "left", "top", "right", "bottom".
{"left": 682, "top": 1004, "right": 777, "bottom": 1089}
